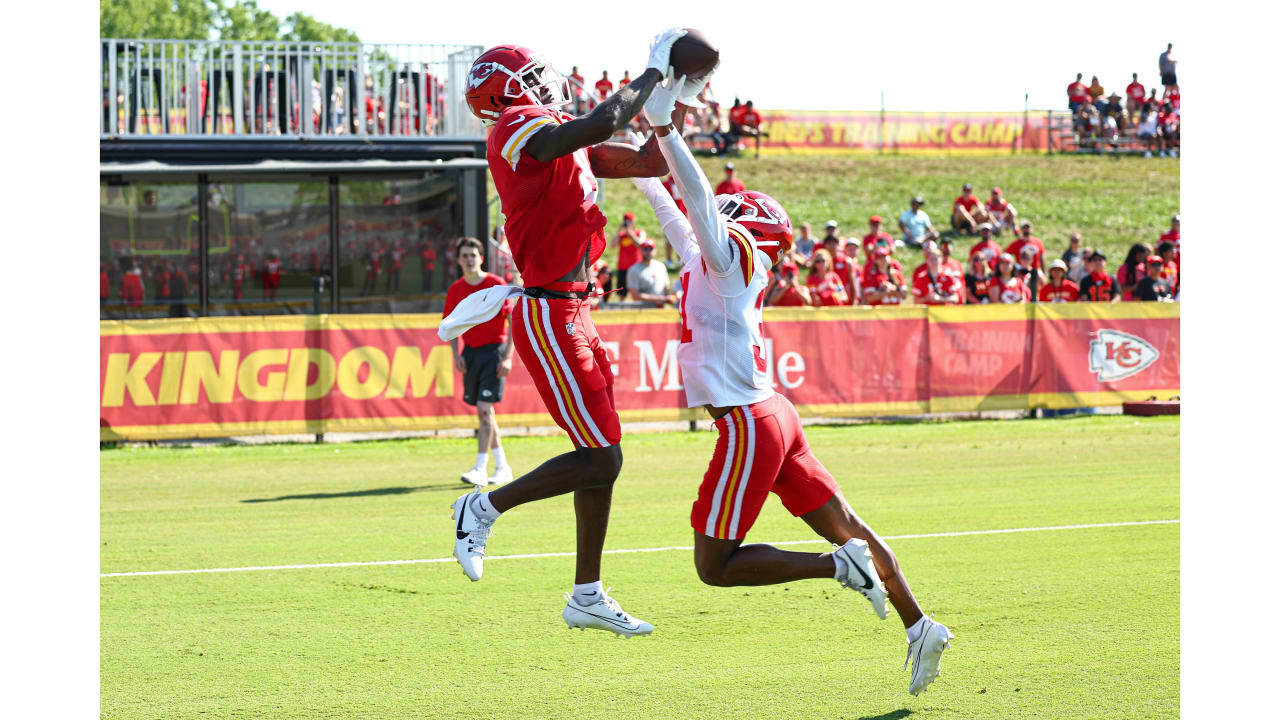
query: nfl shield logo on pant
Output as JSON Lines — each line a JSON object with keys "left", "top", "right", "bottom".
{"left": 565, "top": 322, "right": 576, "bottom": 336}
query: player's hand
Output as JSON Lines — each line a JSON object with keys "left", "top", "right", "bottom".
{"left": 454, "top": 355, "right": 466, "bottom": 373}
{"left": 643, "top": 74, "right": 685, "bottom": 127}
{"left": 498, "top": 356, "right": 512, "bottom": 378}
{"left": 646, "top": 27, "right": 687, "bottom": 78}
{"left": 677, "top": 61, "right": 718, "bottom": 108}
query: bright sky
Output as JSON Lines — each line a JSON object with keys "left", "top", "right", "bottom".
{"left": 257, "top": 0, "right": 1181, "bottom": 112}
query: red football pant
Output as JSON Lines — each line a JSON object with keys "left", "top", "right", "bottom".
{"left": 692, "top": 393, "right": 839, "bottom": 540}
{"left": 511, "top": 296, "right": 622, "bottom": 448}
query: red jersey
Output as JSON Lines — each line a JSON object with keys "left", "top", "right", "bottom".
{"left": 729, "top": 105, "right": 747, "bottom": 127}
{"left": 594, "top": 78, "right": 613, "bottom": 99}
{"left": 954, "top": 194, "right": 980, "bottom": 212}
{"left": 742, "top": 110, "right": 761, "bottom": 128}
{"left": 862, "top": 267, "right": 905, "bottom": 306}
{"left": 715, "top": 177, "right": 746, "bottom": 195}
{"left": 1127, "top": 81, "right": 1146, "bottom": 103}
{"left": 992, "top": 275, "right": 1030, "bottom": 303}
{"left": 828, "top": 251, "right": 855, "bottom": 296}
{"left": 1004, "top": 236, "right": 1045, "bottom": 270}
{"left": 619, "top": 76, "right": 631, "bottom": 87}
{"left": 1160, "top": 260, "right": 1178, "bottom": 293}
{"left": 263, "top": 259, "right": 281, "bottom": 289}
{"left": 420, "top": 246, "right": 437, "bottom": 271}
{"left": 805, "top": 271, "right": 845, "bottom": 306}
{"left": 1039, "top": 279, "right": 1080, "bottom": 303}
{"left": 771, "top": 283, "right": 807, "bottom": 306}
{"left": 912, "top": 270, "right": 962, "bottom": 305}
{"left": 616, "top": 228, "right": 646, "bottom": 272}
{"left": 1068, "top": 82, "right": 1089, "bottom": 103}
{"left": 1165, "top": 88, "right": 1180, "bottom": 110}
{"left": 443, "top": 273, "right": 512, "bottom": 348}
{"left": 121, "top": 271, "right": 144, "bottom": 307}
{"left": 985, "top": 197, "right": 1010, "bottom": 214}
{"left": 861, "top": 231, "right": 893, "bottom": 260}
{"left": 968, "top": 239, "right": 1003, "bottom": 270}
{"left": 487, "top": 105, "right": 606, "bottom": 289}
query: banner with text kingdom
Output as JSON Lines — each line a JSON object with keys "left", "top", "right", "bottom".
{"left": 100, "top": 304, "right": 1178, "bottom": 441}
{"left": 754, "top": 110, "right": 1050, "bottom": 154}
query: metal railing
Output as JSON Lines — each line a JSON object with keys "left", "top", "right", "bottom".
{"left": 101, "top": 39, "right": 485, "bottom": 139}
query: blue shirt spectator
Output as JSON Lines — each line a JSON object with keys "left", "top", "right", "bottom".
{"left": 898, "top": 196, "right": 937, "bottom": 249}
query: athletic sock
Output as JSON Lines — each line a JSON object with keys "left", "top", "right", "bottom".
{"left": 472, "top": 452, "right": 489, "bottom": 472}
{"left": 572, "top": 581, "right": 604, "bottom": 605}
{"left": 492, "top": 446, "right": 508, "bottom": 470}
{"left": 832, "top": 549, "right": 849, "bottom": 579}
{"left": 906, "top": 615, "right": 928, "bottom": 643}
{"left": 470, "top": 492, "right": 501, "bottom": 522}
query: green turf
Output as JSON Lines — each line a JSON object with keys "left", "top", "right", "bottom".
{"left": 101, "top": 415, "right": 1178, "bottom": 719}
{"left": 574, "top": 153, "right": 1179, "bottom": 277}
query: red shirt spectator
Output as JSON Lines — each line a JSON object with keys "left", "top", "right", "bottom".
{"left": 742, "top": 107, "right": 761, "bottom": 129}
{"left": 862, "top": 248, "right": 907, "bottom": 306}
{"left": 1067, "top": 74, "right": 1089, "bottom": 107}
{"left": 937, "top": 239, "right": 965, "bottom": 277}
{"left": 1004, "top": 225, "right": 1045, "bottom": 271}
{"left": 912, "top": 256, "right": 963, "bottom": 306}
{"left": 1160, "top": 215, "right": 1181, "bottom": 266}
{"left": 822, "top": 242, "right": 856, "bottom": 303}
{"left": 619, "top": 71, "right": 631, "bottom": 87}
{"left": 991, "top": 253, "right": 1029, "bottom": 303}
{"left": 729, "top": 103, "right": 747, "bottom": 128}
{"left": 715, "top": 163, "right": 745, "bottom": 196}
{"left": 121, "top": 268, "right": 144, "bottom": 307}
{"left": 100, "top": 265, "right": 110, "bottom": 301}
{"left": 861, "top": 216, "right": 894, "bottom": 259}
{"left": 1164, "top": 87, "right": 1180, "bottom": 112}
{"left": 968, "top": 228, "right": 1003, "bottom": 271}
{"left": 1039, "top": 261, "right": 1080, "bottom": 302}
{"left": 954, "top": 192, "right": 980, "bottom": 215}
{"left": 594, "top": 72, "right": 613, "bottom": 100}
{"left": 1078, "top": 252, "right": 1120, "bottom": 302}
{"left": 615, "top": 212, "right": 646, "bottom": 274}
{"left": 443, "top": 272, "right": 512, "bottom": 348}
{"left": 263, "top": 256, "right": 281, "bottom": 290}
{"left": 767, "top": 260, "right": 808, "bottom": 306}
{"left": 805, "top": 250, "right": 847, "bottom": 306}
{"left": 1126, "top": 76, "right": 1146, "bottom": 107}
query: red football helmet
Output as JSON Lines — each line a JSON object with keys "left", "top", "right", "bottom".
{"left": 465, "top": 45, "right": 569, "bottom": 124}
{"left": 716, "top": 190, "right": 794, "bottom": 265}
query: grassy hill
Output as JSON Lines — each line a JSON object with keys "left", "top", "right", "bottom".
{"left": 586, "top": 152, "right": 1179, "bottom": 273}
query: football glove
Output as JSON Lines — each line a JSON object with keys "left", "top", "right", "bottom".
{"left": 646, "top": 27, "right": 687, "bottom": 79}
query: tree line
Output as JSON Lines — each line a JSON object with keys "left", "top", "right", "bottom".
{"left": 101, "top": 0, "right": 360, "bottom": 42}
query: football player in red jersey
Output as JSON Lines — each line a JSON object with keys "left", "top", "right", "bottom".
{"left": 450, "top": 30, "right": 690, "bottom": 637}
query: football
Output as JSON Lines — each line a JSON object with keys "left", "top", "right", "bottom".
{"left": 668, "top": 28, "right": 718, "bottom": 81}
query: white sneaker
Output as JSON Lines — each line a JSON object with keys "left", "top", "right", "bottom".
{"left": 834, "top": 538, "right": 888, "bottom": 619}
{"left": 562, "top": 588, "right": 654, "bottom": 637}
{"left": 905, "top": 616, "right": 954, "bottom": 696}
{"left": 487, "top": 466, "right": 513, "bottom": 485}
{"left": 451, "top": 492, "right": 494, "bottom": 581}
{"left": 460, "top": 467, "right": 488, "bottom": 487}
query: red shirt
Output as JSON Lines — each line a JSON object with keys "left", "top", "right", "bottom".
{"left": 101, "top": 270, "right": 110, "bottom": 299}
{"left": 992, "top": 275, "right": 1030, "bottom": 303}
{"left": 729, "top": 105, "right": 747, "bottom": 127}
{"left": 619, "top": 76, "right": 631, "bottom": 87}
{"left": 954, "top": 194, "right": 980, "bottom": 212}
{"left": 1068, "top": 82, "right": 1089, "bottom": 103}
{"left": 1004, "top": 236, "right": 1045, "bottom": 271}
{"left": 263, "top": 259, "right": 281, "bottom": 288}
{"left": 443, "top": 273, "right": 512, "bottom": 349}
{"left": 1039, "top": 279, "right": 1080, "bottom": 302}
{"left": 420, "top": 247, "right": 437, "bottom": 271}
{"left": 1165, "top": 88, "right": 1180, "bottom": 110}
{"left": 1116, "top": 262, "right": 1147, "bottom": 301}
{"left": 862, "top": 266, "right": 905, "bottom": 306}
{"left": 715, "top": 177, "right": 746, "bottom": 196}
{"left": 121, "top": 271, "right": 144, "bottom": 307}
{"left": 861, "top": 231, "right": 894, "bottom": 260}
{"left": 771, "top": 283, "right": 807, "bottom": 306}
{"left": 1160, "top": 230, "right": 1181, "bottom": 267}
{"left": 1126, "top": 81, "right": 1146, "bottom": 103}
{"left": 986, "top": 197, "right": 1010, "bottom": 214}
{"left": 1160, "top": 260, "right": 1178, "bottom": 293}
{"left": 594, "top": 78, "right": 613, "bottom": 99}
{"left": 828, "top": 251, "right": 855, "bottom": 297}
{"left": 912, "top": 270, "right": 962, "bottom": 305}
{"left": 488, "top": 105, "right": 606, "bottom": 289}
{"left": 616, "top": 228, "right": 646, "bottom": 272}
{"left": 968, "top": 239, "right": 1003, "bottom": 270}
{"left": 806, "top": 271, "right": 845, "bottom": 306}
{"left": 742, "top": 110, "right": 761, "bottom": 128}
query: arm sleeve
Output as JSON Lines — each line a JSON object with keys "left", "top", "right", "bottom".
{"left": 631, "top": 175, "right": 699, "bottom": 263}
{"left": 656, "top": 132, "right": 735, "bottom": 275}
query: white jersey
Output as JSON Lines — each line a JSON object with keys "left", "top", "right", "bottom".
{"left": 675, "top": 221, "right": 773, "bottom": 408}
{"left": 633, "top": 131, "right": 776, "bottom": 409}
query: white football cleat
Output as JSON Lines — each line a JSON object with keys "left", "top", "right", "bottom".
{"left": 487, "top": 466, "right": 513, "bottom": 485}
{"left": 834, "top": 538, "right": 888, "bottom": 620}
{"left": 460, "top": 467, "right": 488, "bottom": 487}
{"left": 451, "top": 492, "right": 494, "bottom": 581}
{"left": 562, "top": 588, "right": 654, "bottom": 638}
{"left": 906, "top": 616, "right": 954, "bottom": 696}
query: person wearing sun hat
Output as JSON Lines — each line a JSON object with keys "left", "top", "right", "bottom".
{"left": 1038, "top": 259, "right": 1080, "bottom": 302}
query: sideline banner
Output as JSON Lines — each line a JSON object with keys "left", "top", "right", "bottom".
{"left": 100, "top": 304, "right": 1179, "bottom": 441}
{"left": 755, "top": 110, "right": 1050, "bottom": 154}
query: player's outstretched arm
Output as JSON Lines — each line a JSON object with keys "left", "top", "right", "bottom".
{"left": 525, "top": 28, "right": 685, "bottom": 166}
{"left": 650, "top": 96, "right": 734, "bottom": 275}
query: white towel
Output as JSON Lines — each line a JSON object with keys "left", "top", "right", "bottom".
{"left": 437, "top": 285, "right": 525, "bottom": 342}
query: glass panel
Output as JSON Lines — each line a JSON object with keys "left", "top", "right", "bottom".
{"left": 336, "top": 174, "right": 462, "bottom": 313}
{"left": 100, "top": 179, "right": 200, "bottom": 320}
{"left": 205, "top": 179, "right": 332, "bottom": 316}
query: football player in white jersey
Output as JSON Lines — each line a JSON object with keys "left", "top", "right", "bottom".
{"left": 631, "top": 74, "right": 953, "bottom": 697}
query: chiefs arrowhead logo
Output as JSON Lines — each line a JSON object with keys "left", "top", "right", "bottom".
{"left": 1089, "top": 329, "right": 1159, "bottom": 382}
{"left": 468, "top": 62, "right": 500, "bottom": 90}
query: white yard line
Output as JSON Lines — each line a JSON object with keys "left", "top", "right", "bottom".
{"left": 101, "top": 518, "right": 1178, "bottom": 579}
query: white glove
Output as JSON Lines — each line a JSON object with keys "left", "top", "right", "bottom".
{"left": 646, "top": 27, "right": 687, "bottom": 78}
{"left": 642, "top": 74, "right": 685, "bottom": 127}
{"left": 676, "top": 61, "right": 718, "bottom": 109}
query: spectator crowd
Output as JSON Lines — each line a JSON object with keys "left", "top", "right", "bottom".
{"left": 1065, "top": 43, "right": 1181, "bottom": 157}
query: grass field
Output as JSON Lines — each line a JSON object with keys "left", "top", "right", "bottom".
{"left": 564, "top": 152, "right": 1179, "bottom": 277}
{"left": 101, "top": 415, "right": 1178, "bottom": 719}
